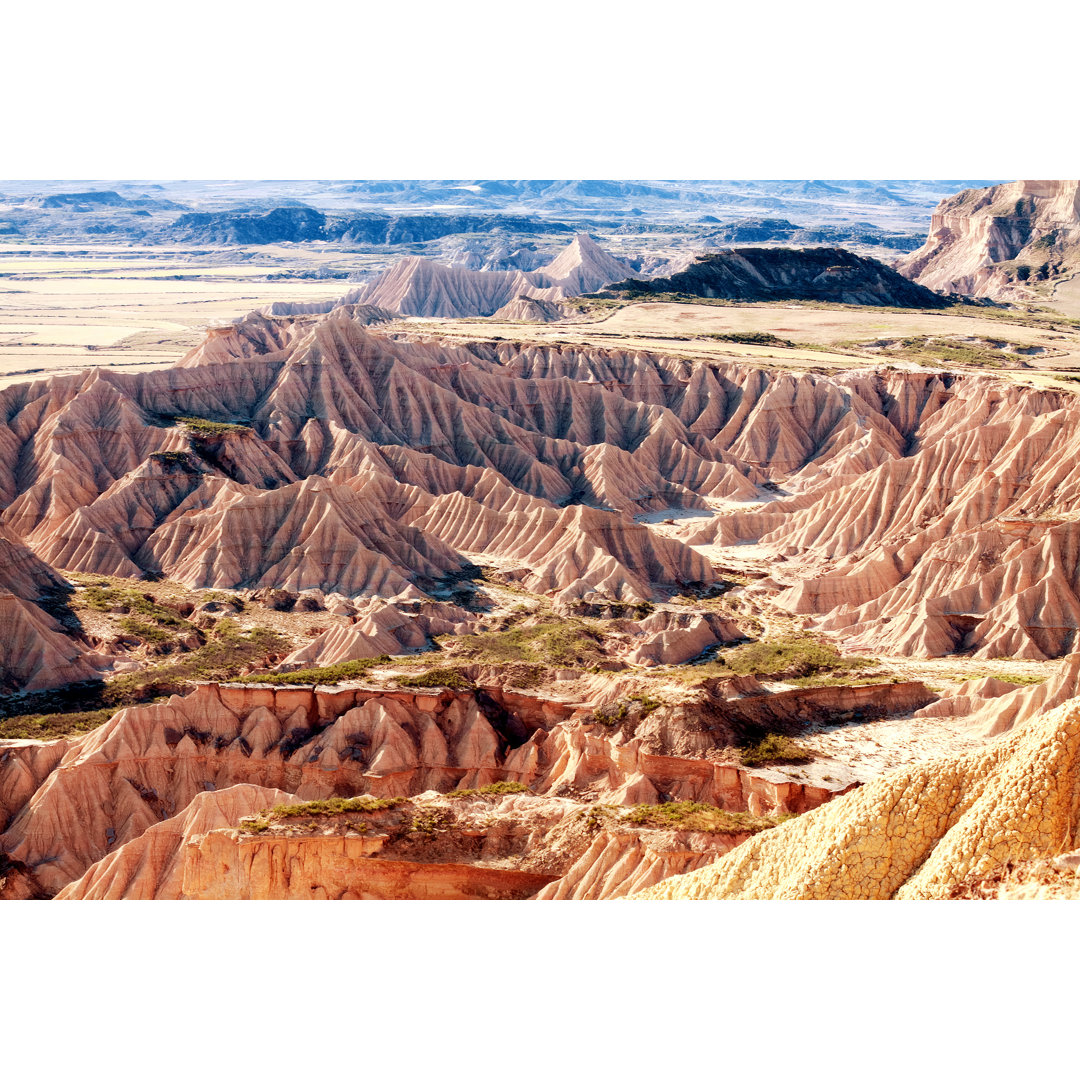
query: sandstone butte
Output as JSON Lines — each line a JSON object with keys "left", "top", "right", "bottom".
{"left": 898, "top": 179, "right": 1080, "bottom": 300}
{"left": 7, "top": 299, "right": 1080, "bottom": 690}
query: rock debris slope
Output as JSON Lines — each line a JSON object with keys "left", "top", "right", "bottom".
{"left": 898, "top": 180, "right": 1080, "bottom": 300}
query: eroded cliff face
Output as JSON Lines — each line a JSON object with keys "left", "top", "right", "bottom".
{"left": 2, "top": 676, "right": 900, "bottom": 899}
{"left": 898, "top": 180, "right": 1080, "bottom": 300}
{"left": 637, "top": 695, "right": 1080, "bottom": 900}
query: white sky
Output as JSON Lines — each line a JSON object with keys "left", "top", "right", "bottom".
{"left": 3, "top": 0, "right": 1077, "bottom": 178}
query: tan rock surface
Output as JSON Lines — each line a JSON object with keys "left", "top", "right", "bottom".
{"left": 0, "top": 675, "right": 881, "bottom": 897}
{"left": 637, "top": 696, "right": 1080, "bottom": 900}
{"left": 56, "top": 784, "right": 299, "bottom": 899}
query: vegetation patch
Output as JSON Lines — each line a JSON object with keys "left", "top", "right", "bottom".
{"left": 445, "top": 781, "right": 529, "bottom": 799}
{"left": 582, "top": 801, "right": 795, "bottom": 835}
{"left": 237, "top": 795, "right": 406, "bottom": 832}
{"left": 240, "top": 654, "right": 391, "bottom": 686}
{"left": 585, "top": 694, "right": 663, "bottom": 727}
{"left": 116, "top": 617, "right": 176, "bottom": 645}
{"left": 692, "top": 634, "right": 874, "bottom": 681}
{"left": 167, "top": 415, "right": 252, "bottom": 437}
{"left": 447, "top": 615, "right": 606, "bottom": 668}
{"left": 398, "top": 667, "right": 474, "bottom": 690}
{"left": 0, "top": 706, "right": 117, "bottom": 742}
{"left": 739, "top": 733, "right": 813, "bottom": 769}
{"left": 623, "top": 801, "right": 794, "bottom": 834}
{"left": 784, "top": 673, "right": 896, "bottom": 688}
{"left": 266, "top": 795, "right": 405, "bottom": 819}
{"left": 102, "top": 621, "right": 287, "bottom": 706}
{"left": 699, "top": 331, "right": 797, "bottom": 348}
{"left": 79, "top": 586, "right": 187, "bottom": 629}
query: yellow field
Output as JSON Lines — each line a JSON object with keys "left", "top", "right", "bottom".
{"left": 0, "top": 250, "right": 359, "bottom": 387}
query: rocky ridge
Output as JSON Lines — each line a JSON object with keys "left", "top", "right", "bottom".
{"left": 602, "top": 246, "right": 951, "bottom": 307}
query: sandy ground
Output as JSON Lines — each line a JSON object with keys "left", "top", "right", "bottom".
{"left": 421, "top": 300, "right": 1080, "bottom": 386}
{"left": 0, "top": 246, "right": 388, "bottom": 388}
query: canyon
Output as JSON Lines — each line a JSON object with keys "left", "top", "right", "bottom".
{"left": 4, "top": 179, "right": 1080, "bottom": 901}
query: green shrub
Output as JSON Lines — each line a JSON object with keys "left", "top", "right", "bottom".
{"left": 102, "top": 624, "right": 288, "bottom": 706}
{"left": 267, "top": 796, "right": 405, "bottom": 818}
{"left": 398, "top": 667, "right": 474, "bottom": 690}
{"left": 0, "top": 707, "right": 116, "bottom": 741}
{"left": 445, "top": 781, "right": 528, "bottom": 799}
{"left": 704, "top": 634, "right": 873, "bottom": 680}
{"left": 80, "top": 586, "right": 187, "bottom": 628}
{"left": 240, "top": 655, "right": 391, "bottom": 686}
{"left": 116, "top": 618, "right": 175, "bottom": 645}
{"left": 622, "top": 801, "right": 793, "bottom": 834}
{"left": 585, "top": 694, "right": 663, "bottom": 727}
{"left": 700, "top": 331, "right": 797, "bottom": 348}
{"left": 739, "top": 734, "right": 813, "bottom": 768}
{"left": 449, "top": 616, "right": 605, "bottom": 668}
{"left": 168, "top": 415, "right": 251, "bottom": 437}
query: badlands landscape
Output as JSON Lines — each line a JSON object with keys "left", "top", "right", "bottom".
{"left": 4, "top": 178, "right": 1080, "bottom": 901}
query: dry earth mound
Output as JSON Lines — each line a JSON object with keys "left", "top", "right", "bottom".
{"left": 490, "top": 296, "right": 568, "bottom": 322}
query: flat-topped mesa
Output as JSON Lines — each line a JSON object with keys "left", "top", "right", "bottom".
{"left": 898, "top": 180, "right": 1080, "bottom": 300}
{"left": 600, "top": 246, "right": 951, "bottom": 307}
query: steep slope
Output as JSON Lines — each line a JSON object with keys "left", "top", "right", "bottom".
{"left": 532, "top": 233, "right": 632, "bottom": 294}
{"left": 345, "top": 257, "right": 565, "bottom": 317}
{"left": 6, "top": 307, "right": 1080, "bottom": 659}
{"left": 55, "top": 785, "right": 300, "bottom": 900}
{"left": 637, "top": 695, "right": 1080, "bottom": 900}
{"left": 602, "top": 247, "right": 950, "bottom": 307}
{"left": 0, "top": 529, "right": 97, "bottom": 692}
{"left": 0, "top": 676, "right": 890, "bottom": 897}
{"left": 898, "top": 180, "right": 1080, "bottom": 300}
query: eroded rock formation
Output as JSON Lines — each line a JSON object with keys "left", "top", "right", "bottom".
{"left": 637, "top": 695, "right": 1080, "bottom": 900}
{"left": 344, "top": 233, "right": 630, "bottom": 317}
{"left": 898, "top": 180, "right": 1080, "bottom": 300}
{"left": 603, "top": 247, "right": 950, "bottom": 307}
{"left": 0, "top": 676, "right": 900, "bottom": 898}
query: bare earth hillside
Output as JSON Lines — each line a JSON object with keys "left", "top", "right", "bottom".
{"left": 5, "top": 203, "right": 1080, "bottom": 899}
